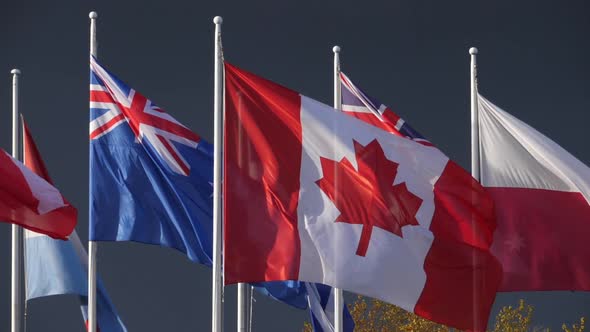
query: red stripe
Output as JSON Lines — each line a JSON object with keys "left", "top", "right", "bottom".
{"left": 223, "top": 63, "right": 302, "bottom": 284}
{"left": 85, "top": 320, "right": 101, "bottom": 332}
{"left": 90, "top": 91, "right": 116, "bottom": 103}
{"left": 381, "top": 108, "right": 401, "bottom": 126}
{"left": 120, "top": 92, "right": 201, "bottom": 143}
{"left": 23, "top": 121, "right": 53, "bottom": 184}
{"left": 341, "top": 110, "right": 404, "bottom": 137}
{"left": 0, "top": 151, "right": 38, "bottom": 209}
{"left": 89, "top": 114, "right": 126, "bottom": 139}
{"left": 415, "top": 161, "right": 502, "bottom": 331}
{"left": 488, "top": 187, "right": 590, "bottom": 291}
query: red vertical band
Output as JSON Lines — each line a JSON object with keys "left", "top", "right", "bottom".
{"left": 416, "top": 161, "right": 502, "bottom": 331}
{"left": 224, "top": 63, "right": 302, "bottom": 284}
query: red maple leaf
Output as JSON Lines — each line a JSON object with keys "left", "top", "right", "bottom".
{"left": 316, "top": 139, "right": 422, "bottom": 256}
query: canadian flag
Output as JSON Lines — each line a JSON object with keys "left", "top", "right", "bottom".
{"left": 223, "top": 63, "right": 502, "bottom": 330}
{"left": 0, "top": 142, "right": 76, "bottom": 240}
{"left": 478, "top": 95, "right": 590, "bottom": 291}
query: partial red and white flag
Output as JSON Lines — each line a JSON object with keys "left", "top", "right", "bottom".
{"left": 478, "top": 94, "right": 590, "bottom": 291}
{"left": 223, "top": 63, "right": 502, "bottom": 331}
{"left": 0, "top": 144, "right": 76, "bottom": 239}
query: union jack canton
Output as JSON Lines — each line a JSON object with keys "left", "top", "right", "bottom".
{"left": 340, "top": 72, "right": 431, "bottom": 146}
{"left": 90, "top": 59, "right": 200, "bottom": 176}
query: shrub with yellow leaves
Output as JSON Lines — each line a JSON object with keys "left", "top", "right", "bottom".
{"left": 302, "top": 297, "right": 585, "bottom": 332}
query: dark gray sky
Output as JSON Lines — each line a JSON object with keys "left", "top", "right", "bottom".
{"left": 1, "top": 0, "right": 589, "bottom": 331}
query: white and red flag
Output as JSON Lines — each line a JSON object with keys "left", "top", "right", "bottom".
{"left": 478, "top": 95, "right": 590, "bottom": 291}
{"left": 0, "top": 145, "right": 76, "bottom": 239}
{"left": 223, "top": 63, "right": 502, "bottom": 331}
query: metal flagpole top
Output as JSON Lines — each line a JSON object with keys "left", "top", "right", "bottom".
{"left": 213, "top": 16, "right": 223, "bottom": 24}
{"left": 469, "top": 47, "right": 478, "bottom": 55}
{"left": 89, "top": 11, "right": 98, "bottom": 19}
{"left": 333, "top": 45, "right": 341, "bottom": 54}
{"left": 11, "top": 69, "right": 21, "bottom": 76}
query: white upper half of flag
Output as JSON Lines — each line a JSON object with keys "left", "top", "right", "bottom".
{"left": 478, "top": 94, "right": 590, "bottom": 202}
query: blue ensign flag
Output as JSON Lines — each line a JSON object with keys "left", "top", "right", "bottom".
{"left": 89, "top": 57, "right": 213, "bottom": 265}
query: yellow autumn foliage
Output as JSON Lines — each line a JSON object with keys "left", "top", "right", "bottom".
{"left": 302, "top": 297, "right": 585, "bottom": 332}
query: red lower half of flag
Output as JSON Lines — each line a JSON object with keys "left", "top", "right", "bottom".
{"left": 489, "top": 187, "right": 590, "bottom": 291}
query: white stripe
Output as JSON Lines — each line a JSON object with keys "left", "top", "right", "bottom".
{"left": 24, "top": 230, "right": 46, "bottom": 239}
{"left": 89, "top": 104, "right": 122, "bottom": 133}
{"left": 395, "top": 118, "right": 405, "bottom": 130}
{"left": 341, "top": 104, "right": 374, "bottom": 114}
{"left": 90, "top": 59, "right": 132, "bottom": 108}
{"left": 139, "top": 124, "right": 197, "bottom": 175}
{"left": 89, "top": 101, "right": 117, "bottom": 110}
{"left": 145, "top": 101, "right": 184, "bottom": 126}
{"left": 323, "top": 288, "right": 336, "bottom": 323}
{"left": 305, "top": 283, "right": 334, "bottom": 332}
{"left": 90, "top": 84, "right": 107, "bottom": 92}
{"left": 90, "top": 119, "right": 126, "bottom": 140}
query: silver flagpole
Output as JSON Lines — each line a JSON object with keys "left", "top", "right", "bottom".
{"left": 470, "top": 47, "right": 480, "bottom": 182}
{"left": 469, "top": 46, "right": 480, "bottom": 331}
{"left": 237, "top": 283, "right": 247, "bottom": 332}
{"left": 11, "top": 68, "right": 23, "bottom": 332}
{"left": 88, "top": 11, "right": 99, "bottom": 332}
{"left": 248, "top": 286, "right": 254, "bottom": 332}
{"left": 212, "top": 15, "right": 224, "bottom": 332}
{"left": 332, "top": 45, "right": 344, "bottom": 332}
